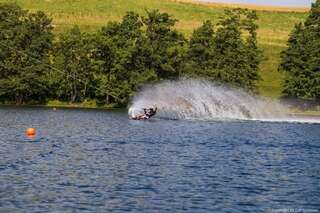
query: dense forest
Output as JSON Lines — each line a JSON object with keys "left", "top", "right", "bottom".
{"left": 0, "top": 2, "right": 319, "bottom": 107}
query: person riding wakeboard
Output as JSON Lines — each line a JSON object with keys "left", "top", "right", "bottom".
{"left": 144, "top": 107, "right": 157, "bottom": 119}
{"left": 130, "top": 107, "right": 157, "bottom": 120}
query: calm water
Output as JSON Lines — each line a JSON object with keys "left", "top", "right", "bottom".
{"left": 0, "top": 107, "right": 319, "bottom": 212}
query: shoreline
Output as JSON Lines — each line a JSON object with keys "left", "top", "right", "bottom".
{"left": 290, "top": 111, "right": 320, "bottom": 117}
{"left": 1, "top": 103, "right": 320, "bottom": 117}
{"left": 0, "top": 103, "right": 121, "bottom": 111}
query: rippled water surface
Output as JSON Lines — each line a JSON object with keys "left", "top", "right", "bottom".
{"left": 0, "top": 107, "right": 319, "bottom": 212}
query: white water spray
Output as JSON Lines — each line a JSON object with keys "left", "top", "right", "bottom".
{"left": 128, "top": 79, "right": 320, "bottom": 123}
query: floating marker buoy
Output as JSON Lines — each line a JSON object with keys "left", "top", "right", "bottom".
{"left": 26, "top": 128, "right": 36, "bottom": 136}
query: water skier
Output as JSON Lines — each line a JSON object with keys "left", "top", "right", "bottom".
{"left": 130, "top": 107, "right": 157, "bottom": 120}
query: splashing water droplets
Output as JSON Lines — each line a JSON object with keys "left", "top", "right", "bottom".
{"left": 129, "top": 79, "right": 289, "bottom": 121}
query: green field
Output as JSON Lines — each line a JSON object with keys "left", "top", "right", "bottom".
{"left": 0, "top": 0, "right": 309, "bottom": 98}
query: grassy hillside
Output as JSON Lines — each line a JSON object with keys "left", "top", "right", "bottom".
{"left": 0, "top": 0, "right": 309, "bottom": 98}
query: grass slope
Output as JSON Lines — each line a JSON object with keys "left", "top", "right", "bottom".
{"left": 0, "top": 0, "right": 309, "bottom": 98}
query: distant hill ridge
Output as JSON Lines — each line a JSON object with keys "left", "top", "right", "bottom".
{"left": 173, "top": 0, "right": 309, "bottom": 12}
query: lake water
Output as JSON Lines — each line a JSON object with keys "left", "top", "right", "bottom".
{"left": 0, "top": 107, "right": 319, "bottom": 212}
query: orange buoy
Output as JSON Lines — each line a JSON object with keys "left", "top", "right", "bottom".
{"left": 26, "top": 128, "right": 36, "bottom": 136}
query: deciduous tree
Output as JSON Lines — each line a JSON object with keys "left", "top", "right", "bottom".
{"left": 0, "top": 3, "right": 53, "bottom": 104}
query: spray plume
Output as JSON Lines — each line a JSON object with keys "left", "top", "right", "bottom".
{"left": 128, "top": 79, "right": 291, "bottom": 121}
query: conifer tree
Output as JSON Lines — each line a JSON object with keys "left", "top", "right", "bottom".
{"left": 143, "top": 10, "right": 187, "bottom": 79}
{"left": 187, "top": 9, "right": 261, "bottom": 91}
{"left": 214, "top": 9, "right": 261, "bottom": 91}
{"left": 185, "top": 20, "right": 216, "bottom": 77}
{"left": 279, "top": 0, "right": 320, "bottom": 100}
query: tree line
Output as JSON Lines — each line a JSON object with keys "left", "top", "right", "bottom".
{"left": 0, "top": 2, "right": 319, "bottom": 107}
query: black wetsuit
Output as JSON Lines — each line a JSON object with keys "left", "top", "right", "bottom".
{"left": 144, "top": 108, "right": 157, "bottom": 119}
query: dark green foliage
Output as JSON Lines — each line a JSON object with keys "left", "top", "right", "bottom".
{"left": 97, "top": 12, "right": 157, "bottom": 106}
{"left": 215, "top": 9, "right": 261, "bottom": 90}
{"left": 95, "top": 10, "right": 185, "bottom": 106}
{"left": 280, "top": 0, "right": 320, "bottom": 100}
{"left": 186, "top": 9, "right": 262, "bottom": 91}
{"left": 52, "top": 26, "right": 98, "bottom": 103}
{"left": 0, "top": 3, "right": 53, "bottom": 104}
{"left": 0, "top": 3, "right": 264, "bottom": 106}
{"left": 185, "top": 20, "right": 215, "bottom": 77}
{"left": 143, "top": 10, "right": 187, "bottom": 79}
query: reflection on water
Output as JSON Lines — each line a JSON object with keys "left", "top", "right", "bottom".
{"left": 0, "top": 107, "right": 319, "bottom": 212}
